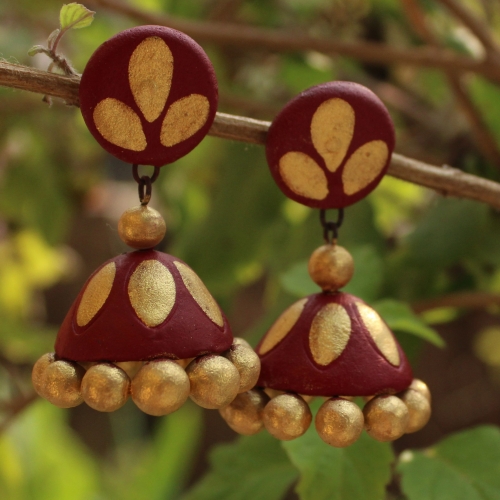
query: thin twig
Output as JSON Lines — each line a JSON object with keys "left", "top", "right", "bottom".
{"left": 2, "top": 61, "right": 500, "bottom": 209}
{"left": 412, "top": 291, "right": 500, "bottom": 313}
{"left": 0, "top": 392, "right": 38, "bottom": 434}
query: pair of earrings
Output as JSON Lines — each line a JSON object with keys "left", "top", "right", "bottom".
{"left": 31, "top": 25, "right": 431, "bottom": 448}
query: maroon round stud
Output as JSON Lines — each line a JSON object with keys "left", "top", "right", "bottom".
{"left": 266, "top": 81, "right": 395, "bottom": 209}
{"left": 79, "top": 25, "right": 218, "bottom": 166}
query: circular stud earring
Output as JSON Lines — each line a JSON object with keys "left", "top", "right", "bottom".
{"left": 219, "top": 81, "right": 431, "bottom": 445}
{"left": 32, "top": 25, "right": 260, "bottom": 415}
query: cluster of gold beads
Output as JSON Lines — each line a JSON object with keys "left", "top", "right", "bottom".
{"left": 32, "top": 338, "right": 260, "bottom": 414}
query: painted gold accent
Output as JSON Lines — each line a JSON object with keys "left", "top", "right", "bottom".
{"left": 118, "top": 205, "right": 166, "bottom": 249}
{"left": 342, "top": 140, "right": 389, "bottom": 195}
{"left": 409, "top": 378, "right": 431, "bottom": 402}
{"left": 77, "top": 262, "right": 116, "bottom": 327}
{"left": 131, "top": 360, "right": 190, "bottom": 416}
{"left": 42, "top": 360, "right": 85, "bottom": 408}
{"left": 315, "top": 398, "right": 364, "bottom": 447}
{"left": 219, "top": 389, "right": 270, "bottom": 435}
{"left": 186, "top": 355, "right": 240, "bottom": 409}
{"left": 399, "top": 389, "right": 431, "bottom": 433}
{"left": 309, "top": 303, "right": 351, "bottom": 366}
{"left": 93, "top": 98, "right": 147, "bottom": 151}
{"left": 311, "top": 98, "right": 355, "bottom": 173}
{"left": 259, "top": 298, "right": 308, "bottom": 355}
{"left": 279, "top": 152, "right": 328, "bottom": 200}
{"left": 308, "top": 244, "right": 354, "bottom": 291}
{"left": 174, "top": 261, "right": 223, "bottom": 327}
{"left": 356, "top": 303, "right": 400, "bottom": 366}
{"left": 363, "top": 395, "right": 409, "bottom": 442}
{"left": 128, "top": 260, "right": 176, "bottom": 327}
{"left": 224, "top": 343, "right": 261, "bottom": 393}
{"left": 81, "top": 364, "right": 130, "bottom": 412}
{"left": 262, "top": 393, "right": 312, "bottom": 441}
{"left": 160, "top": 94, "right": 210, "bottom": 147}
{"left": 32, "top": 352, "right": 55, "bottom": 397}
{"left": 129, "top": 37, "right": 173, "bottom": 123}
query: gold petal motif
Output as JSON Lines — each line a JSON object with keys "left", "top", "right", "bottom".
{"left": 311, "top": 98, "right": 355, "bottom": 173}
{"left": 309, "top": 303, "right": 351, "bottom": 366}
{"left": 160, "top": 94, "right": 210, "bottom": 147}
{"left": 128, "top": 260, "right": 176, "bottom": 327}
{"left": 342, "top": 140, "right": 389, "bottom": 195}
{"left": 173, "top": 261, "right": 223, "bottom": 327}
{"left": 77, "top": 262, "right": 116, "bottom": 327}
{"left": 129, "top": 37, "right": 174, "bottom": 123}
{"left": 93, "top": 98, "right": 147, "bottom": 151}
{"left": 279, "top": 152, "right": 328, "bottom": 200}
{"left": 356, "top": 303, "right": 400, "bottom": 366}
{"left": 259, "top": 298, "right": 308, "bottom": 355}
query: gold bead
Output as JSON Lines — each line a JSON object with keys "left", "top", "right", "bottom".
{"left": 42, "top": 360, "right": 85, "bottom": 408}
{"left": 81, "top": 364, "right": 130, "bottom": 412}
{"left": 115, "top": 361, "right": 144, "bottom": 379}
{"left": 186, "top": 355, "right": 240, "bottom": 409}
{"left": 315, "top": 398, "right": 364, "bottom": 447}
{"left": 131, "top": 360, "right": 190, "bottom": 416}
{"left": 118, "top": 205, "right": 166, "bottom": 249}
{"left": 219, "top": 389, "right": 270, "bottom": 435}
{"left": 363, "top": 395, "right": 409, "bottom": 442}
{"left": 32, "top": 352, "right": 55, "bottom": 397}
{"left": 308, "top": 244, "right": 354, "bottom": 291}
{"left": 264, "top": 388, "right": 284, "bottom": 399}
{"left": 399, "top": 389, "right": 431, "bottom": 433}
{"left": 233, "top": 337, "right": 252, "bottom": 349}
{"left": 263, "top": 393, "right": 312, "bottom": 441}
{"left": 409, "top": 379, "right": 431, "bottom": 403}
{"left": 224, "top": 342, "right": 260, "bottom": 393}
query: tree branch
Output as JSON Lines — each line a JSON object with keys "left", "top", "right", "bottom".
{"left": 412, "top": 291, "right": 500, "bottom": 313}
{"left": 3, "top": 60, "right": 500, "bottom": 209}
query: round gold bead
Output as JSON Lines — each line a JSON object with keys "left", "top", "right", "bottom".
{"left": 263, "top": 393, "right": 312, "bottom": 441}
{"left": 32, "top": 352, "right": 55, "bottom": 397}
{"left": 186, "top": 355, "right": 240, "bottom": 409}
{"left": 399, "top": 389, "right": 431, "bottom": 433}
{"left": 224, "top": 343, "right": 260, "bottom": 393}
{"left": 315, "top": 398, "right": 364, "bottom": 448}
{"left": 118, "top": 205, "right": 166, "bottom": 249}
{"left": 219, "top": 389, "right": 270, "bottom": 435}
{"left": 81, "top": 364, "right": 130, "bottom": 412}
{"left": 409, "top": 379, "right": 431, "bottom": 403}
{"left": 264, "top": 388, "right": 284, "bottom": 399}
{"left": 115, "top": 361, "right": 144, "bottom": 379}
{"left": 363, "top": 395, "right": 409, "bottom": 442}
{"left": 131, "top": 360, "right": 190, "bottom": 416}
{"left": 308, "top": 244, "right": 354, "bottom": 291}
{"left": 42, "top": 360, "right": 85, "bottom": 408}
{"left": 232, "top": 337, "right": 252, "bottom": 349}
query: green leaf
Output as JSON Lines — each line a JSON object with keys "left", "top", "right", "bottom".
{"left": 182, "top": 432, "right": 297, "bottom": 500}
{"left": 59, "top": 3, "right": 95, "bottom": 30}
{"left": 283, "top": 403, "right": 394, "bottom": 500}
{"left": 27, "top": 45, "right": 48, "bottom": 56}
{"left": 373, "top": 299, "right": 445, "bottom": 348}
{"left": 398, "top": 426, "right": 500, "bottom": 500}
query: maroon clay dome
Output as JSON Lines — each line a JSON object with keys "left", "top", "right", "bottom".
{"left": 55, "top": 250, "right": 232, "bottom": 362}
{"left": 256, "top": 292, "right": 412, "bottom": 396}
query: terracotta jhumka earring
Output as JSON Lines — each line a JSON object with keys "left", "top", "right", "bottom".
{"left": 219, "top": 82, "right": 431, "bottom": 447}
{"left": 32, "top": 25, "right": 260, "bottom": 415}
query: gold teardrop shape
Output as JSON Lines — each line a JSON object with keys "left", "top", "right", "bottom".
{"left": 342, "top": 140, "right": 389, "bottom": 195}
{"left": 311, "top": 98, "right": 355, "bottom": 173}
{"left": 309, "top": 303, "right": 351, "bottom": 366}
{"left": 174, "top": 261, "right": 223, "bottom": 327}
{"left": 160, "top": 94, "right": 210, "bottom": 147}
{"left": 129, "top": 37, "right": 174, "bottom": 123}
{"left": 259, "top": 298, "right": 308, "bottom": 355}
{"left": 77, "top": 262, "right": 116, "bottom": 327}
{"left": 128, "top": 260, "right": 176, "bottom": 327}
{"left": 356, "top": 303, "right": 400, "bottom": 366}
{"left": 93, "top": 98, "right": 147, "bottom": 151}
{"left": 279, "top": 152, "right": 328, "bottom": 200}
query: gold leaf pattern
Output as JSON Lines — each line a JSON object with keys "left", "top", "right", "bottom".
{"left": 128, "top": 260, "right": 176, "bottom": 327}
{"left": 129, "top": 37, "right": 173, "bottom": 123}
{"left": 77, "top": 262, "right": 116, "bottom": 327}
{"left": 309, "top": 303, "right": 351, "bottom": 366}
{"left": 93, "top": 98, "right": 147, "bottom": 151}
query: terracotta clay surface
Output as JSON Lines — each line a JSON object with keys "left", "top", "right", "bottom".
{"left": 266, "top": 81, "right": 395, "bottom": 209}
{"left": 79, "top": 25, "right": 218, "bottom": 166}
{"left": 256, "top": 292, "right": 412, "bottom": 396}
{"left": 55, "top": 250, "right": 232, "bottom": 361}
